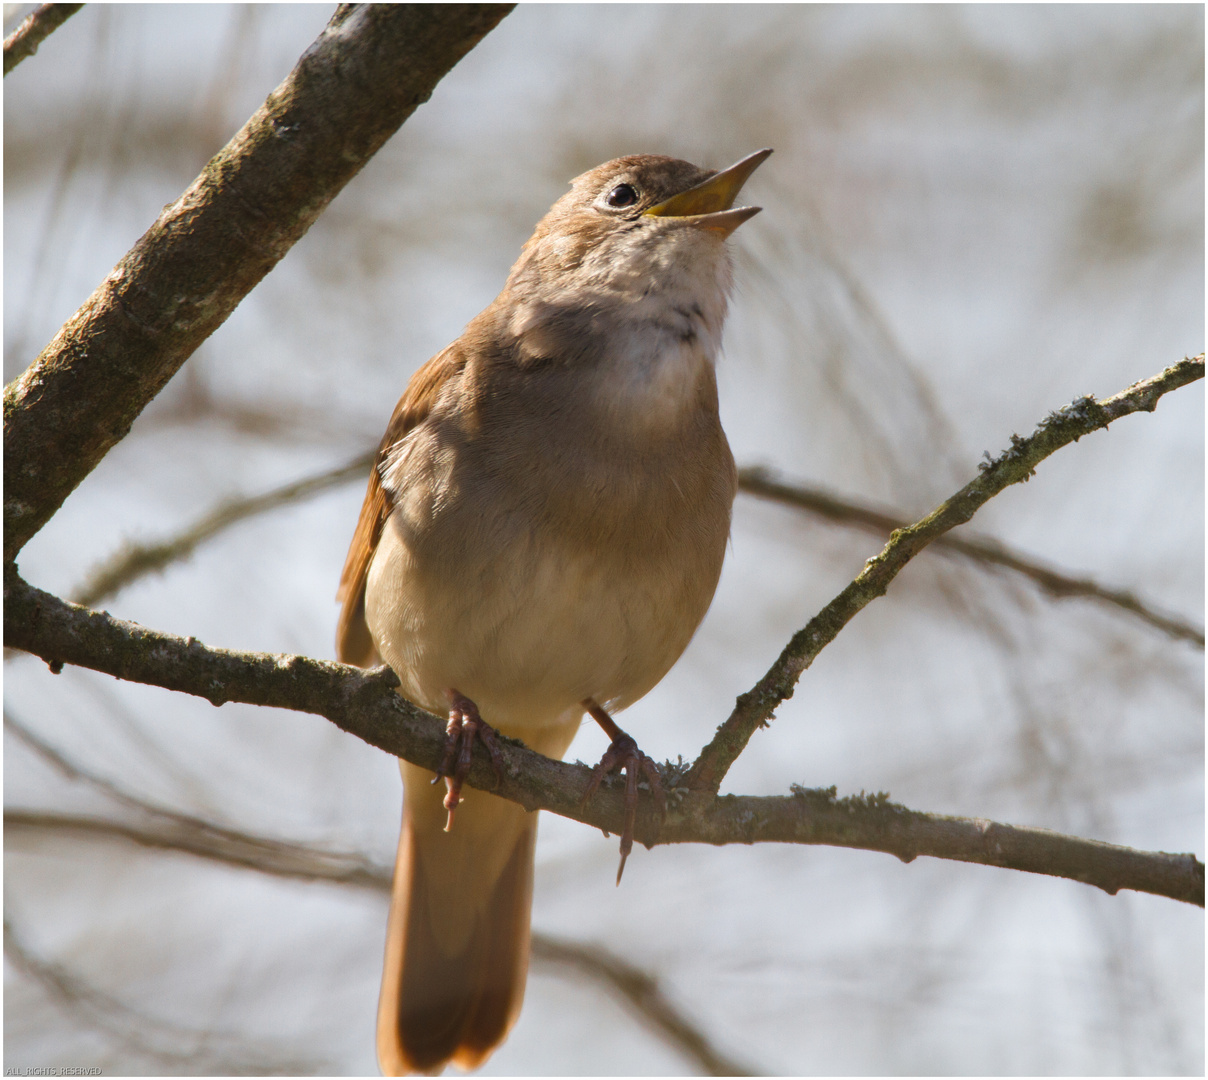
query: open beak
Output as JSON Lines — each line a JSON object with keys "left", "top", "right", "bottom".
{"left": 644, "top": 147, "right": 772, "bottom": 237}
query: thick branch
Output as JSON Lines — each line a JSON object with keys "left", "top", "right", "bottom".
{"left": 3, "top": 2, "right": 83, "bottom": 76}
{"left": 3, "top": 3, "right": 514, "bottom": 562}
{"left": 5, "top": 567, "right": 1201, "bottom": 906}
{"left": 683, "top": 356, "right": 1205, "bottom": 793}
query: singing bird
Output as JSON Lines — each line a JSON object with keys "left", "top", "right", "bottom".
{"left": 337, "top": 148, "right": 770, "bottom": 1074}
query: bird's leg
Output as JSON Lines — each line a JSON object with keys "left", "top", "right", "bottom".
{"left": 580, "top": 698, "right": 666, "bottom": 884}
{"left": 433, "top": 689, "right": 504, "bottom": 832}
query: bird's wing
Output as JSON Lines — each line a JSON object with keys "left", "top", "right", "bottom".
{"left": 336, "top": 345, "right": 464, "bottom": 666}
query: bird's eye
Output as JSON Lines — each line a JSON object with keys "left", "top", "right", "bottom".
{"left": 604, "top": 183, "right": 639, "bottom": 208}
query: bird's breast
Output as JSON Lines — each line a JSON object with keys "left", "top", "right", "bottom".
{"left": 365, "top": 379, "right": 736, "bottom": 733}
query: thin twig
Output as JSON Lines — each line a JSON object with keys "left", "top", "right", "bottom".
{"left": 7, "top": 806, "right": 392, "bottom": 891}
{"left": 3, "top": 3, "right": 83, "bottom": 76}
{"left": 738, "top": 467, "right": 1205, "bottom": 648}
{"left": 683, "top": 355, "right": 1205, "bottom": 793}
{"left": 72, "top": 452, "right": 374, "bottom": 607}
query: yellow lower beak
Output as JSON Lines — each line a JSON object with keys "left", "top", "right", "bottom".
{"left": 644, "top": 148, "right": 772, "bottom": 229}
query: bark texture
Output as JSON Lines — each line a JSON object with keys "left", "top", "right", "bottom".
{"left": 3, "top": 3, "right": 514, "bottom": 562}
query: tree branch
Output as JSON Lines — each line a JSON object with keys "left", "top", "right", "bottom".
{"left": 738, "top": 466, "right": 1205, "bottom": 648}
{"left": 672, "top": 787, "right": 1203, "bottom": 906}
{"left": 4, "top": 706, "right": 388, "bottom": 887}
{"left": 3, "top": 2, "right": 83, "bottom": 76}
{"left": 3, "top": 3, "right": 514, "bottom": 562}
{"left": 6, "top": 512, "right": 1202, "bottom": 910}
{"left": 6, "top": 809, "right": 389, "bottom": 890}
{"left": 683, "top": 355, "right": 1205, "bottom": 793}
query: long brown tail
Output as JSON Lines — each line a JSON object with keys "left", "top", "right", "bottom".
{"left": 377, "top": 763, "right": 537, "bottom": 1075}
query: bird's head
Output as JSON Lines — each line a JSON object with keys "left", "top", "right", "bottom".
{"left": 506, "top": 148, "right": 772, "bottom": 309}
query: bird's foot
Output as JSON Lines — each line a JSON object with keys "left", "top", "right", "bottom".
{"left": 432, "top": 690, "right": 504, "bottom": 831}
{"left": 580, "top": 700, "right": 665, "bottom": 884}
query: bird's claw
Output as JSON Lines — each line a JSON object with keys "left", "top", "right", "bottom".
{"left": 582, "top": 731, "right": 666, "bottom": 884}
{"left": 432, "top": 691, "right": 504, "bottom": 831}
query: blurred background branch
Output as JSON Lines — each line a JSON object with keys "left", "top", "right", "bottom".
{"left": 737, "top": 466, "right": 1204, "bottom": 647}
{"left": 71, "top": 452, "right": 375, "bottom": 609}
{"left": 3, "top": 916, "right": 329, "bottom": 1074}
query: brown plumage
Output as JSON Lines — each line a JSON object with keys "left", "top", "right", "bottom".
{"left": 337, "top": 349, "right": 462, "bottom": 668}
{"left": 337, "top": 149, "right": 769, "bottom": 1074}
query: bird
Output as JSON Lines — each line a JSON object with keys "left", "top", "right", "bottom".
{"left": 336, "top": 147, "right": 770, "bottom": 1075}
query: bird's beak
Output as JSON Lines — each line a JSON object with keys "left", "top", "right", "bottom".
{"left": 644, "top": 147, "right": 772, "bottom": 237}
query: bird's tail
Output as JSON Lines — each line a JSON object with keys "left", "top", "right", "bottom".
{"left": 377, "top": 714, "right": 576, "bottom": 1076}
{"left": 377, "top": 774, "right": 534, "bottom": 1075}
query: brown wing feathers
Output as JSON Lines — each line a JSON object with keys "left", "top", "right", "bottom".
{"left": 335, "top": 346, "right": 464, "bottom": 667}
